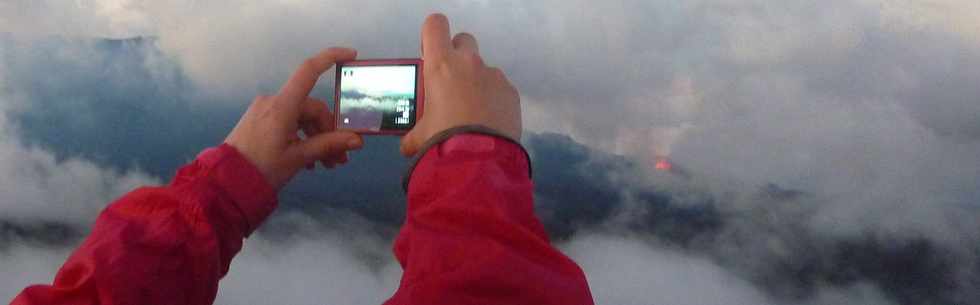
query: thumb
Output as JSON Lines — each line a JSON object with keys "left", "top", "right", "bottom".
{"left": 291, "top": 131, "right": 363, "bottom": 167}
{"left": 400, "top": 129, "right": 424, "bottom": 157}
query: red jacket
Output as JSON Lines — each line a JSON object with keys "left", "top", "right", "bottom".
{"left": 10, "top": 133, "right": 594, "bottom": 305}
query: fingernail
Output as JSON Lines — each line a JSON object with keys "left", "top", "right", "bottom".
{"left": 347, "top": 137, "right": 363, "bottom": 149}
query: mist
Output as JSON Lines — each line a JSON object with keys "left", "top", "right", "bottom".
{"left": 2, "top": 1, "right": 980, "bottom": 305}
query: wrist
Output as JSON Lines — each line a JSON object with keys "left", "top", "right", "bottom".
{"left": 196, "top": 144, "right": 279, "bottom": 236}
{"left": 402, "top": 125, "right": 532, "bottom": 192}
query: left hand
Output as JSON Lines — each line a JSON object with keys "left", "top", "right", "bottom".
{"left": 225, "top": 47, "right": 363, "bottom": 189}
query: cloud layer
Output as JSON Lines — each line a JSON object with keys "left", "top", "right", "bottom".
{"left": 0, "top": 43, "right": 159, "bottom": 226}
{"left": 2, "top": 1, "right": 980, "bottom": 304}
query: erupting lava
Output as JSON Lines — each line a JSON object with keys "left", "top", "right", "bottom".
{"left": 650, "top": 155, "right": 690, "bottom": 178}
{"left": 654, "top": 156, "right": 673, "bottom": 171}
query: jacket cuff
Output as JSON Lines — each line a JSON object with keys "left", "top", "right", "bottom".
{"left": 402, "top": 125, "right": 532, "bottom": 192}
{"left": 196, "top": 144, "right": 278, "bottom": 236}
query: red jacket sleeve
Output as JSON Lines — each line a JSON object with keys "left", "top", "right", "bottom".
{"left": 384, "top": 133, "right": 595, "bottom": 305}
{"left": 10, "top": 144, "right": 277, "bottom": 305}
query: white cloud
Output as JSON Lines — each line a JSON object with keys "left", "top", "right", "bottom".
{"left": 0, "top": 111, "right": 159, "bottom": 225}
{"left": 0, "top": 41, "right": 159, "bottom": 225}
{"left": 216, "top": 213, "right": 403, "bottom": 305}
{"left": 0, "top": 0, "right": 151, "bottom": 38}
{"left": 2, "top": 1, "right": 979, "bottom": 304}
{"left": 872, "top": 0, "right": 980, "bottom": 45}
{"left": 0, "top": 245, "right": 72, "bottom": 301}
{"left": 0, "top": 135, "right": 158, "bottom": 224}
{"left": 562, "top": 234, "right": 776, "bottom": 305}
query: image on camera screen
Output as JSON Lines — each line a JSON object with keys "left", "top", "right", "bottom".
{"left": 339, "top": 65, "right": 417, "bottom": 131}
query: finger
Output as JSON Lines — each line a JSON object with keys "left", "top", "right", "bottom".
{"left": 319, "top": 151, "right": 346, "bottom": 168}
{"left": 299, "top": 97, "right": 334, "bottom": 132}
{"left": 486, "top": 67, "right": 504, "bottom": 79}
{"left": 400, "top": 129, "right": 424, "bottom": 157}
{"left": 319, "top": 154, "right": 338, "bottom": 168}
{"left": 288, "top": 131, "right": 363, "bottom": 168}
{"left": 421, "top": 13, "right": 452, "bottom": 62}
{"left": 251, "top": 95, "right": 274, "bottom": 109}
{"left": 301, "top": 123, "right": 320, "bottom": 140}
{"left": 332, "top": 152, "right": 349, "bottom": 165}
{"left": 279, "top": 48, "right": 357, "bottom": 111}
{"left": 325, "top": 149, "right": 347, "bottom": 162}
{"left": 487, "top": 67, "right": 519, "bottom": 95}
{"left": 452, "top": 32, "right": 479, "bottom": 54}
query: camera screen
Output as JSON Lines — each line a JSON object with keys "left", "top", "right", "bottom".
{"left": 338, "top": 65, "right": 418, "bottom": 131}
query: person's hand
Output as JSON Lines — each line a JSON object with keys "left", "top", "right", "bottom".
{"left": 400, "top": 14, "right": 522, "bottom": 156}
{"left": 225, "top": 47, "right": 363, "bottom": 189}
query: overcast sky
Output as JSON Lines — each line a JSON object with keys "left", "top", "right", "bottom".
{"left": 1, "top": 1, "right": 979, "bottom": 304}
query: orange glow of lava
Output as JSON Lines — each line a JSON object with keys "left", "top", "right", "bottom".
{"left": 654, "top": 156, "right": 673, "bottom": 171}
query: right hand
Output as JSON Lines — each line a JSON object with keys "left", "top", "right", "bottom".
{"left": 225, "top": 48, "right": 363, "bottom": 189}
{"left": 400, "top": 13, "right": 522, "bottom": 156}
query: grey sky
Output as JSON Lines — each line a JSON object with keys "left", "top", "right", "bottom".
{"left": 1, "top": 1, "right": 979, "bottom": 304}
